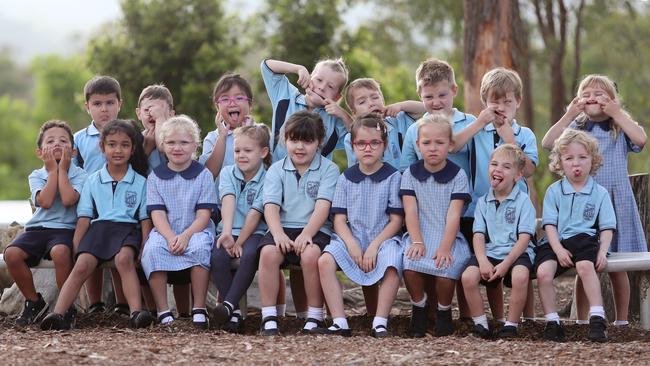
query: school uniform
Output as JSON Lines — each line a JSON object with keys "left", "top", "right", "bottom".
{"left": 259, "top": 154, "right": 339, "bottom": 266}
{"left": 76, "top": 164, "right": 149, "bottom": 263}
{"left": 141, "top": 161, "right": 218, "bottom": 278}
{"left": 467, "top": 185, "right": 536, "bottom": 287}
{"left": 72, "top": 122, "right": 105, "bottom": 174}
{"left": 260, "top": 60, "right": 348, "bottom": 162}
{"left": 147, "top": 148, "right": 167, "bottom": 172}
{"left": 343, "top": 112, "right": 415, "bottom": 169}
{"left": 324, "top": 163, "right": 404, "bottom": 286}
{"left": 211, "top": 164, "right": 266, "bottom": 307}
{"left": 467, "top": 120, "right": 538, "bottom": 217}
{"left": 6, "top": 165, "right": 87, "bottom": 267}
{"left": 535, "top": 176, "right": 617, "bottom": 275}
{"left": 570, "top": 120, "right": 647, "bottom": 252}
{"left": 399, "top": 160, "right": 472, "bottom": 280}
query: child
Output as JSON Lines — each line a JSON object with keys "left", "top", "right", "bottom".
{"left": 400, "top": 114, "right": 471, "bottom": 337}
{"left": 461, "top": 144, "right": 536, "bottom": 339}
{"left": 541, "top": 74, "right": 647, "bottom": 326}
{"left": 41, "top": 120, "right": 153, "bottom": 330}
{"left": 343, "top": 78, "right": 424, "bottom": 169}
{"left": 314, "top": 115, "right": 403, "bottom": 338}
{"left": 210, "top": 124, "right": 271, "bottom": 333}
{"left": 261, "top": 58, "right": 352, "bottom": 161}
{"left": 72, "top": 75, "right": 126, "bottom": 314}
{"left": 141, "top": 116, "right": 218, "bottom": 328}
{"left": 136, "top": 84, "right": 175, "bottom": 169}
{"left": 3, "top": 120, "right": 87, "bottom": 326}
{"left": 536, "top": 129, "right": 615, "bottom": 342}
{"left": 257, "top": 111, "right": 339, "bottom": 336}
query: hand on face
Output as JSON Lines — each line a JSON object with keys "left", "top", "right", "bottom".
{"left": 597, "top": 94, "right": 621, "bottom": 117}
{"left": 58, "top": 146, "right": 73, "bottom": 172}
{"left": 566, "top": 97, "right": 586, "bottom": 119}
{"left": 41, "top": 146, "right": 58, "bottom": 172}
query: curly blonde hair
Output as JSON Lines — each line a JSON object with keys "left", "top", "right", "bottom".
{"left": 548, "top": 129, "right": 603, "bottom": 176}
{"left": 158, "top": 115, "right": 201, "bottom": 157}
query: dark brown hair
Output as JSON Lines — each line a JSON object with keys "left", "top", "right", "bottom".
{"left": 350, "top": 113, "right": 388, "bottom": 145}
{"left": 36, "top": 120, "right": 74, "bottom": 148}
{"left": 283, "top": 110, "right": 325, "bottom": 144}
{"left": 84, "top": 75, "right": 121, "bottom": 101}
{"left": 138, "top": 84, "right": 173, "bottom": 109}
{"left": 212, "top": 74, "right": 253, "bottom": 105}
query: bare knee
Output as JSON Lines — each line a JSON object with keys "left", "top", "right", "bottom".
{"left": 384, "top": 267, "right": 398, "bottom": 280}
{"left": 461, "top": 267, "right": 480, "bottom": 288}
{"left": 3, "top": 247, "right": 27, "bottom": 266}
{"left": 510, "top": 266, "right": 530, "bottom": 288}
{"left": 300, "top": 246, "right": 321, "bottom": 269}
{"left": 575, "top": 261, "right": 595, "bottom": 278}
{"left": 536, "top": 267, "right": 554, "bottom": 286}
{"left": 317, "top": 253, "right": 336, "bottom": 272}
{"left": 259, "top": 245, "right": 283, "bottom": 268}
{"left": 50, "top": 245, "right": 72, "bottom": 265}
{"left": 114, "top": 249, "right": 135, "bottom": 272}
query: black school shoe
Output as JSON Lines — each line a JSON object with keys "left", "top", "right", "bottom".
{"left": 129, "top": 310, "right": 154, "bottom": 329}
{"left": 40, "top": 312, "right": 70, "bottom": 331}
{"left": 16, "top": 293, "right": 49, "bottom": 327}
{"left": 370, "top": 325, "right": 390, "bottom": 338}
{"left": 542, "top": 321, "right": 566, "bottom": 342}
{"left": 497, "top": 325, "right": 518, "bottom": 339}
{"left": 212, "top": 303, "right": 233, "bottom": 327}
{"left": 435, "top": 309, "right": 454, "bottom": 336}
{"left": 260, "top": 315, "right": 280, "bottom": 336}
{"left": 310, "top": 323, "right": 352, "bottom": 337}
{"left": 299, "top": 318, "right": 325, "bottom": 335}
{"left": 223, "top": 313, "right": 244, "bottom": 334}
{"left": 64, "top": 306, "right": 78, "bottom": 330}
{"left": 87, "top": 301, "right": 105, "bottom": 314}
{"left": 406, "top": 304, "right": 428, "bottom": 338}
{"left": 113, "top": 303, "right": 130, "bottom": 317}
{"left": 587, "top": 316, "right": 608, "bottom": 342}
{"left": 191, "top": 308, "right": 210, "bottom": 329}
{"left": 471, "top": 324, "right": 492, "bottom": 339}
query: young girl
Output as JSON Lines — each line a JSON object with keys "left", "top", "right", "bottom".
{"left": 41, "top": 119, "right": 153, "bottom": 330}
{"left": 313, "top": 115, "right": 403, "bottom": 338}
{"left": 400, "top": 114, "right": 471, "bottom": 337}
{"left": 536, "top": 129, "right": 615, "bottom": 342}
{"left": 210, "top": 124, "right": 271, "bottom": 333}
{"left": 140, "top": 116, "right": 218, "bottom": 328}
{"left": 257, "top": 110, "right": 340, "bottom": 336}
{"left": 541, "top": 74, "right": 647, "bottom": 326}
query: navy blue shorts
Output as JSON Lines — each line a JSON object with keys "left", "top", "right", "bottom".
{"left": 6, "top": 228, "right": 74, "bottom": 267}
{"left": 77, "top": 220, "right": 141, "bottom": 264}
{"left": 460, "top": 217, "right": 474, "bottom": 253}
{"left": 466, "top": 252, "right": 533, "bottom": 288}
{"left": 259, "top": 228, "right": 330, "bottom": 267}
{"left": 534, "top": 233, "right": 598, "bottom": 277}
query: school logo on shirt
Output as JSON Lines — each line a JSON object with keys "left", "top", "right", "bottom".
{"left": 306, "top": 181, "right": 320, "bottom": 199}
{"left": 125, "top": 191, "right": 138, "bottom": 208}
{"left": 584, "top": 203, "right": 595, "bottom": 221}
{"left": 246, "top": 189, "right": 256, "bottom": 205}
{"left": 505, "top": 207, "right": 516, "bottom": 224}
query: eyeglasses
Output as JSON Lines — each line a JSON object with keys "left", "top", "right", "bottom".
{"left": 163, "top": 141, "right": 194, "bottom": 148}
{"left": 215, "top": 95, "right": 251, "bottom": 105}
{"left": 352, "top": 139, "right": 384, "bottom": 150}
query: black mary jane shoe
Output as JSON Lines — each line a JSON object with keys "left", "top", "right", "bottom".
{"left": 310, "top": 323, "right": 352, "bottom": 337}
{"left": 260, "top": 315, "right": 280, "bottom": 336}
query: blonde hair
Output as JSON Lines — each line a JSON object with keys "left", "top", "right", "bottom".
{"left": 491, "top": 144, "right": 526, "bottom": 172}
{"left": 313, "top": 58, "right": 349, "bottom": 94}
{"left": 233, "top": 124, "right": 272, "bottom": 168}
{"left": 158, "top": 115, "right": 201, "bottom": 154}
{"left": 548, "top": 129, "right": 603, "bottom": 176}
{"left": 416, "top": 113, "right": 453, "bottom": 141}
{"left": 480, "top": 67, "right": 522, "bottom": 105}
{"left": 415, "top": 58, "right": 456, "bottom": 93}
{"left": 345, "top": 78, "right": 383, "bottom": 113}
{"left": 574, "top": 74, "right": 625, "bottom": 140}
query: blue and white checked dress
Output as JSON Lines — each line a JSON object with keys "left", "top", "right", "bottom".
{"left": 324, "top": 164, "right": 404, "bottom": 286}
{"left": 141, "top": 161, "right": 219, "bottom": 278}
{"left": 399, "top": 160, "right": 472, "bottom": 280}
{"left": 572, "top": 120, "right": 647, "bottom": 252}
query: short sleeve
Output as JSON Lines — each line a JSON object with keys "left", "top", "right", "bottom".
{"left": 146, "top": 174, "right": 166, "bottom": 213}
{"left": 450, "top": 169, "right": 471, "bottom": 202}
{"left": 472, "top": 198, "right": 487, "bottom": 234}
{"left": 316, "top": 161, "right": 340, "bottom": 201}
{"left": 218, "top": 166, "right": 237, "bottom": 200}
{"left": 196, "top": 169, "right": 219, "bottom": 211}
{"left": 518, "top": 127, "right": 539, "bottom": 166}
{"left": 386, "top": 172, "right": 404, "bottom": 215}
{"left": 399, "top": 123, "right": 420, "bottom": 172}
{"left": 399, "top": 168, "right": 416, "bottom": 196}
{"left": 261, "top": 60, "right": 297, "bottom": 107}
{"left": 251, "top": 184, "right": 264, "bottom": 213}
{"left": 343, "top": 133, "right": 357, "bottom": 167}
{"left": 138, "top": 180, "right": 149, "bottom": 221}
{"left": 597, "top": 188, "right": 617, "bottom": 231}
{"left": 263, "top": 161, "right": 284, "bottom": 206}
{"left": 28, "top": 170, "right": 46, "bottom": 207}
{"left": 395, "top": 111, "right": 416, "bottom": 136}
{"left": 330, "top": 174, "right": 348, "bottom": 215}
{"left": 517, "top": 196, "right": 537, "bottom": 235}
{"left": 76, "top": 179, "right": 94, "bottom": 218}
{"left": 198, "top": 131, "right": 217, "bottom": 165}
{"left": 542, "top": 184, "right": 559, "bottom": 228}
{"left": 69, "top": 167, "right": 88, "bottom": 195}
{"left": 624, "top": 133, "right": 643, "bottom": 153}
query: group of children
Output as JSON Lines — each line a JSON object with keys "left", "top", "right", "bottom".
{"left": 3, "top": 55, "right": 647, "bottom": 343}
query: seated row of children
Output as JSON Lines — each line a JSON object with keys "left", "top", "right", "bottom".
{"left": 3, "top": 55, "right": 646, "bottom": 343}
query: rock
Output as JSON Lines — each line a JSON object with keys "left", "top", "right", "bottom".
{"left": 0, "top": 223, "right": 24, "bottom": 290}
{"left": 0, "top": 267, "right": 60, "bottom": 315}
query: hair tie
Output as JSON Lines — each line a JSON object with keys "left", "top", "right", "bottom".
{"left": 376, "top": 122, "right": 381, "bottom": 131}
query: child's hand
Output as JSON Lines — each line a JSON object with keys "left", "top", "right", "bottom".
{"left": 217, "top": 233, "right": 235, "bottom": 250}
{"left": 596, "top": 251, "right": 608, "bottom": 272}
{"left": 273, "top": 232, "right": 294, "bottom": 254}
{"left": 171, "top": 233, "right": 190, "bottom": 255}
{"left": 361, "top": 244, "right": 379, "bottom": 272}
{"left": 58, "top": 146, "right": 72, "bottom": 172}
{"left": 556, "top": 247, "right": 574, "bottom": 268}
{"left": 296, "top": 65, "right": 311, "bottom": 89}
{"left": 324, "top": 99, "right": 346, "bottom": 119}
{"left": 293, "top": 233, "right": 313, "bottom": 254}
{"left": 42, "top": 147, "right": 58, "bottom": 172}
{"left": 243, "top": 115, "right": 255, "bottom": 126}
{"left": 495, "top": 119, "right": 515, "bottom": 143}
{"left": 383, "top": 103, "right": 401, "bottom": 117}
{"left": 143, "top": 128, "right": 157, "bottom": 154}
{"left": 478, "top": 260, "right": 494, "bottom": 281}
{"left": 346, "top": 240, "right": 363, "bottom": 268}
{"left": 433, "top": 247, "right": 453, "bottom": 268}
{"left": 216, "top": 113, "right": 230, "bottom": 136}
{"left": 229, "top": 241, "right": 244, "bottom": 258}
{"left": 405, "top": 242, "right": 425, "bottom": 260}
{"left": 149, "top": 102, "right": 171, "bottom": 124}
{"left": 476, "top": 107, "right": 498, "bottom": 127}
{"left": 565, "top": 97, "right": 585, "bottom": 119}
{"left": 488, "top": 262, "right": 509, "bottom": 282}
{"left": 598, "top": 95, "right": 622, "bottom": 118}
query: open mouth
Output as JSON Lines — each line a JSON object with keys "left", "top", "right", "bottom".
{"left": 491, "top": 174, "right": 504, "bottom": 188}
{"left": 228, "top": 111, "right": 241, "bottom": 121}
{"left": 585, "top": 100, "right": 599, "bottom": 105}
{"left": 371, "top": 108, "right": 383, "bottom": 115}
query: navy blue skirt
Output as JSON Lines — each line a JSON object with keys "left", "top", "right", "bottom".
{"left": 77, "top": 220, "right": 141, "bottom": 263}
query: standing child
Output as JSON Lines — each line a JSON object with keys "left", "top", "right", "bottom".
{"left": 541, "top": 74, "right": 647, "bottom": 326}
{"left": 314, "top": 115, "right": 403, "bottom": 338}
{"left": 4, "top": 120, "right": 87, "bottom": 326}
{"left": 461, "top": 144, "right": 536, "bottom": 339}
{"left": 536, "top": 129, "right": 615, "bottom": 342}
{"left": 210, "top": 124, "right": 271, "bottom": 333}
{"left": 41, "top": 120, "right": 153, "bottom": 330}
{"left": 257, "top": 111, "right": 339, "bottom": 336}
{"left": 141, "top": 116, "right": 218, "bottom": 328}
{"left": 400, "top": 114, "right": 472, "bottom": 337}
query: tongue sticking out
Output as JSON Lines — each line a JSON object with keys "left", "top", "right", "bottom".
{"left": 228, "top": 111, "right": 240, "bottom": 121}
{"left": 491, "top": 175, "right": 503, "bottom": 188}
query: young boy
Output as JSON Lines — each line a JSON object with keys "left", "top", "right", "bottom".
{"left": 136, "top": 84, "right": 175, "bottom": 169}
{"left": 461, "top": 144, "right": 536, "bottom": 339}
{"left": 3, "top": 120, "right": 87, "bottom": 326}
{"left": 72, "top": 75, "right": 124, "bottom": 314}
{"left": 343, "top": 78, "right": 424, "bottom": 169}
{"left": 536, "top": 129, "right": 615, "bottom": 343}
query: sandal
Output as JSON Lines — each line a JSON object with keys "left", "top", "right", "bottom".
{"left": 260, "top": 315, "right": 280, "bottom": 336}
{"left": 191, "top": 308, "right": 210, "bottom": 329}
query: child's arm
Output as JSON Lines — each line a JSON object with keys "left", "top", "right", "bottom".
{"left": 151, "top": 210, "right": 177, "bottom": 245}
{"left": 384, "top": 101, "right": 425, "bottom": 118}
{"left": 544, "top": 225, "right": 574, "bottom": 268}
{"left": 489, "top": 233, "right": 532, "bottom": 281}
{"left": 541, "top": 97, "right": 584, "bottom": 150}
{"left": 57, "top": 146, "right": 81, "bottom": 207}
{"left": 72, "top": 217, "right": 90, "bottom": 256}
{"left": 596, "top": 229, "right": 613, "bottom": 271}
{"left": 325, "top": 101, "right": 353, "bottom": 130}
{"left": 402, "top": 195, "right": 426, "bottom": 260}
{"left": 35, "top": 147, "right": 59, "bottom": 209}
{"left": 603, "top": 98, "right": 647, "bottom": 147}
{"left": 451, "top": 107, "right": 497, "bottom": 153}
{"left": 294, "top": 199, "right": 331, "bottom": 253}
{"left": 472, "top": 233, "right": 494, "bottom": 281}
{"left": 139, "top": 218, "right": 153, "bottom": 262}
{"left": 264, "top": 204, "right": 293, "bottom": 253}
{"left": 216, "top": 195, "right": 236, "bottom": 250}
{"left": 231, "top": 209, "right": 263, "bottom": 257}
{"left": 171, "top": 209, "right": 211, "bottom": 255}
{"left": 265, "top": 59, "right": 311, "bottom": 90}
{"left": 333, "top": 213, "right": 363, "bottom": 268}
{"left": 362, "top": 213, "right": 403, "bottom": 272}
{"left": 203, "top": 117, "right": 229, "bottom": 178}
{"left": 433, "top": 199, "right": 464, "bottom": 268}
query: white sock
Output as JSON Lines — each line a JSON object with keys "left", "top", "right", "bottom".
{"left": 544, "top": 312, "right": 560, "bottom": 324}
{"left": 192, "top": 307, "right": 207, "bottom": 323}
{"left": 576, "top": 319, "right": 589, "bottom": 325}
{"left": 472, "top": 314, "right": 489, "bottom": 329}
{"left": 504, "top": 321, "right": 518, "bottom": 328}
{"left": 261, "top": 306, "right": 278, "bottom": 330}
{"left": 614, "top": 320, "right": 629, "bottom": 326}
{"left": 276, "top": 303, "right": 286, "bottom": 317}
{"left": 372, "top": 316, "right": 388, "bottom": 330}
{"left": 496, "top": 318, "right": 506, "bottom": 324}
{"left": 437, "top": 303, "right": 452, "bottom": 311}
{"left": 231, "top": 309, "right": 242, "bottom": 322}
{"left": 589, "top": 306, "right": 606, "bottom": 319}
{"left": 157, "top": 309, "right": 174, "bottom": 324}
{"left": 411, "top": 293, "right": 427, "bottom": 308}
{"left": 303, "top": 306, "right": 324, "bottom": 330}
{"left": 296, "top": 311, "right": 308, "bottom": 319}
{"left": 330, "top": 317, "right": 349, "bottom": 330}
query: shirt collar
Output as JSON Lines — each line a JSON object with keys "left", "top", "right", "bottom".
{"left": 233, "top": 164, "right": 265, "bottom": 183}
{"left": 560, "top": 175, "right": 595, "bottom": 195}
{"left": 583, "top": 119, "right": 612, "bottom": 132}
{"left": 153, "top": 160, "right": 204, "bottom": 180}
{"left": 410, "top": 159, "right": 460, "bottom": 183}
{"left": 282, "top": 154, "right": 323, "bottom": 172}
{"left": 486, "top": 184, "right": 522, "bottom": 202}
{"left": 484, "top": 120, "right": 522, "bottom": 135}
{"left": 344, "top": 163, "right": 396, "bottom": 183}
{"left": 87, "top": 122, "right": 101, "bottom": 136}
{"left": 99, "top": 164, "right": 136, "bottom": 184}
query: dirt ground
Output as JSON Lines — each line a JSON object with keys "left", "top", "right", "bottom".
{"left": 2, "top": 277, "right": 650, "bottom": 365}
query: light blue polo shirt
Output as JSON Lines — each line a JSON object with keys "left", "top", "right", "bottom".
{"left": 261, "top": 60, "right": 348, "bottom": 162}
{"left": 542, "top": 176, "right": 616, "bottom": 240}
{"left": 72, "top": 122, "right": 105, "bottom": 174}
{"left": 263, "top": 154, "right": 340, "bottom": 235}
{"left": 473, "top": 185, "right": 536, "bottom": 260}
{"left": 467, "top": 120, "right": 538, "bottom": 216}
{"left": 218, "top": 164, "right": 267, "bottom": 236}
{"left": 77, "top": 164, "right": 148, "bottom": 224}
{"left": 343, "top": 111, "right": 415, "bottom": 168}
{"left": 147, "top": 148, "right": 167, "bottom": 171}
{"left": 26, "top": 165, "right": 88, "bottom": 229}
{"left": 399, "top": 109, "right": 476, "bottom": 174}
{"left": 199, "top": 129, "right": 235, "bottom": 203}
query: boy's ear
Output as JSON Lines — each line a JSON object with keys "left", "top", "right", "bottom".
{"left": 135, "top": 107, "right": 142, "bottom": 121}
{"left": 450, "top": 84, "right": 458, "bottom": 97}
{"left": 71, "top": 148, "right": 78, "bottom": 157}
{"left": 35, "top": 147, "right": 43, "bottom": 158}
{"left": 170, "top": 109, "right": 176, "bottom": 117}
{"left": 261, "top": 146, "right": 270, "bottom": 158}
